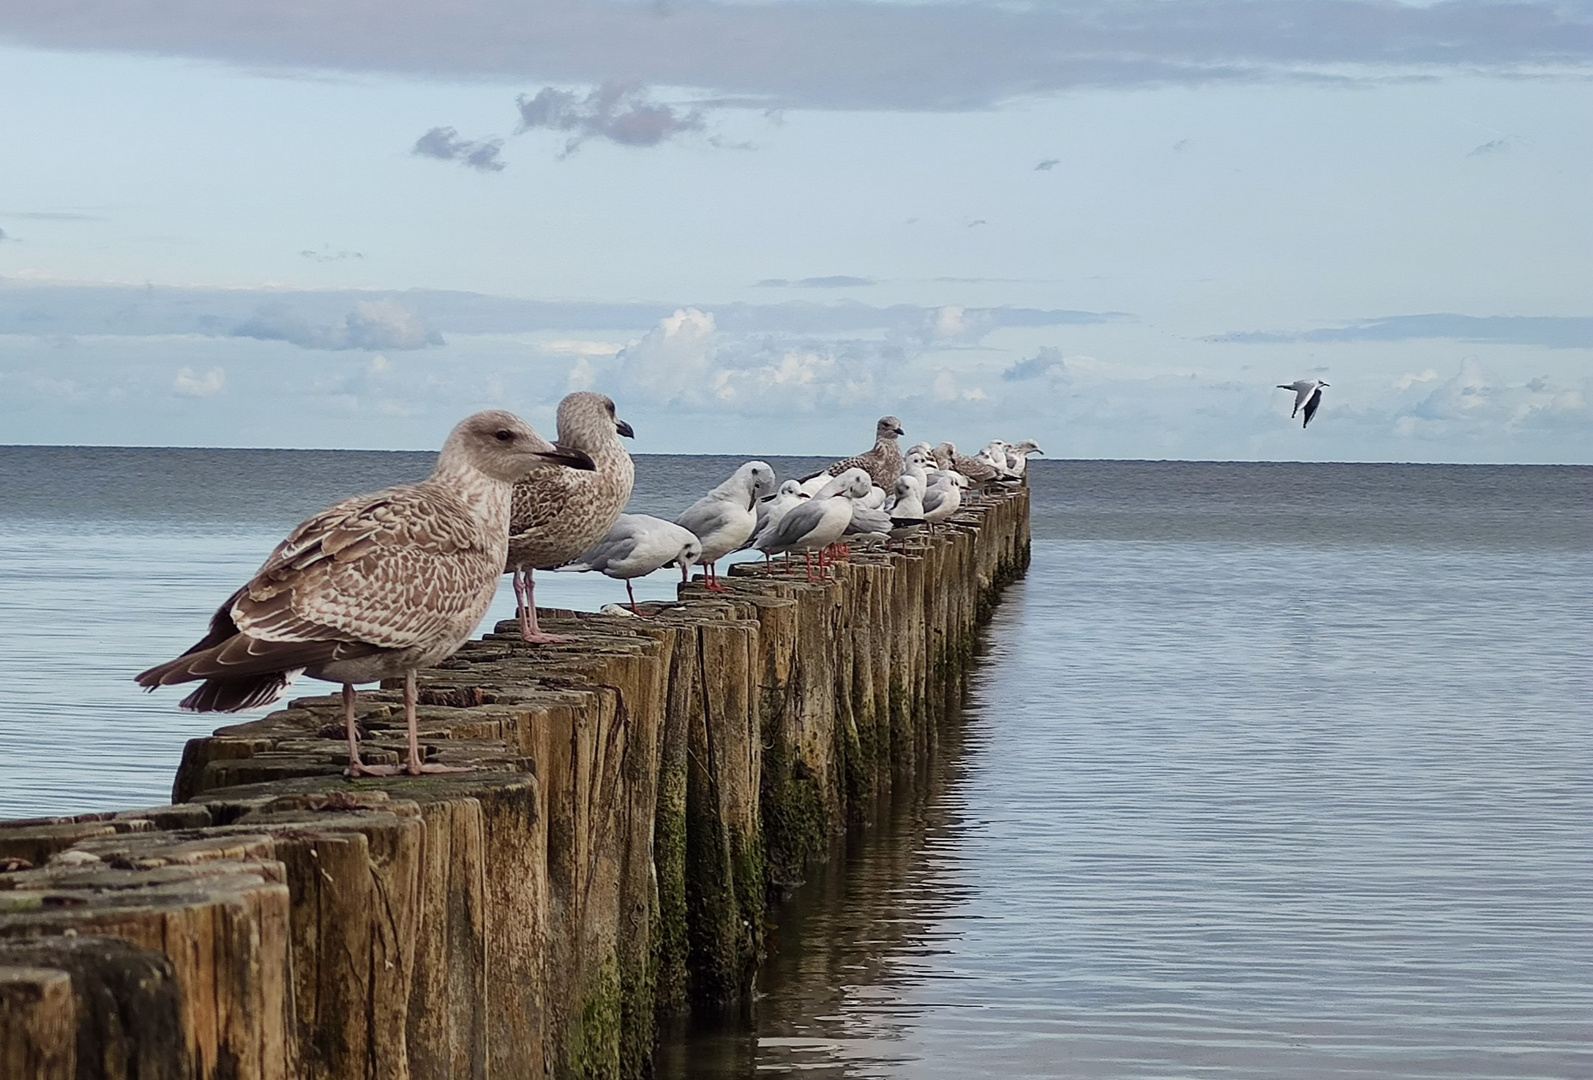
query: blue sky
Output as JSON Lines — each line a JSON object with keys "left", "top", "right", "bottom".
{"left": 1, "top": 1, "right": 1589, "bottom": 463}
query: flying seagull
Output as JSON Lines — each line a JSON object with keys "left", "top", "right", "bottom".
{"left": 1278, "top": 379, "right": 1328, "bottom": 428}
{"left": 136, "top": 410, "right": 596, "bottom": 777}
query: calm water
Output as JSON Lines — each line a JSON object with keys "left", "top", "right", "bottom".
{"left": 2, "top": 450, "right": 1590, "bottom": 1077}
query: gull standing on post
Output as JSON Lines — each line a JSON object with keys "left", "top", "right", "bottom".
{"left": 1277, "top": 379, "right": 1328, "bottom": 428}
{"left": 746, "top": 480, "right": 810, "bottom": 572}
{"left": 558, "top": 514, "right": 702, "bottom": 615}
{"left": 136, "top": 411, "right": 596, "bottom": 777}
{"left": 1003, "top": 440, "right": 1044, "bottom": 480}
{"left": 755, "top": 471, "right": 873, "bottom": 582}
{"left": 806, "top": 415, "right": 907, "bottom": 490}
{"left": 505, "top": 392, "right": 635, "bottom": 643}
{"left": 920, "top": 471, "right": 966, "bottom": 533}
{"left": 932, "top": 441, "right": 1001, "bottom": 486}
{"left": 675, "top": 460, "right": 776, "bottom": 591}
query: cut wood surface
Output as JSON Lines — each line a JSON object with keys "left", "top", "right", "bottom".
{"left": 0, "top": 488, "right": 1030, "bottom": 1080}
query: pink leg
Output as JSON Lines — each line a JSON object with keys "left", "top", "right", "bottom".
{"left": 404, "top": 668, "right": 468, "bottom": 775}
{"left": 627, "top": 579, "right": 653, "bottom": 617}
{"left": 344, "top": 682, "right": 400, "bottom": 777}
{"left": 517, "top": 568, "right": 570, "bottom": 645}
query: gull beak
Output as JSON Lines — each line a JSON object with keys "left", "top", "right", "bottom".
{"left": 539, "top": 445, "right": 597, "bottom": 472}
{"left": 894, "top": 426, "right": 906, "bottom": 436}
{"left": 615, "top": 419, "right": 636, "bottom": 439}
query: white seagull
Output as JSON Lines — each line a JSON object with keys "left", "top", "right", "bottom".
{"left": 674, "top": 460, "right": 776, "bottom": 591}
{"left": 1278, "top": 379, "right": 1328, "bottom": 428}
{"left": 559, "top": 514, "right": 702, "bottom": 615}
{"left": 755, "top": 471, "right": 872, "bottom": 582}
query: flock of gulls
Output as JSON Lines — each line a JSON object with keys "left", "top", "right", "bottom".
{"left": 136, "top": 393, "right": 1041, "bottom": 777}
{"left": 138, "top": 378, "right": 1323, "bottom": 776}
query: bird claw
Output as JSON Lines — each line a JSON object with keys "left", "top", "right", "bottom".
{"left": 520, "top": 630, "right": 571, "bottom": 645}
{"left": 407, "top": 762, "right": 472, "bottom": 775}
{"left": 346, "top": 762, "right": 403, "bottom": 778}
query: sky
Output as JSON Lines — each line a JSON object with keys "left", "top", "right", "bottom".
{"left": 0, "top": 0, "right": 1589, "bottom": 463}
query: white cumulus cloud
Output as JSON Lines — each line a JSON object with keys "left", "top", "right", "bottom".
{"left": 173, "top": 366, "right": 226, "bottom": 397}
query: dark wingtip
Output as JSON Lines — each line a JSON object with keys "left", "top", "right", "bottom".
{"left": 178, "top": 673, "right": 293, "bottom": 713}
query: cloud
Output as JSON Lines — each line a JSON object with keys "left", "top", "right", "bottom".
{"left": 516, "top": 82, "right": 704, "bottom": 154}
{"left": 0, "top": 228, "right": 11, "bottom": 243}
{"left": 9, "top": 1, "right": 1587, "bottom": 111}
{"left": 1212, "top": 314, "right": 1593, "bottom": 349}
{"left": 754, "top": 276, "right": 874, "bottom": 289}
{"left": 232, "top": 298, "right": 444, "bottom": 350}
{"left": 1468, "top": 138, "right": 1510, "bottom": 156}
{"left": 1002, "top": 345, "right": 1068, "bottom": 381}
{"left": 299, "top": 246, "right": 364, "bottom": 262}
{"left": 1392, "top": 359, "right": 1589, "bottom": 439}
{"left": 0, "top": 278, "right": 1121, "bottom": 338}
{"left": 1034, "top": 159, "right": 1060, "bottom": 171}
{"left": 931, "top": 370, "right": 987, "bottom": 403}
{"left": 412, "top": 126, "right": 506, "bottom": 171}
{"left": 542, "top": 339, "right": 623, "bottom": 359}
{"left": 613, "top": 307, "right": 719, "bottom": 404}
{"left": 922, "top": 304, "right": 990, "bottom": 343}
{"left": 0, "top": 210, "right": 105, "bottom": 222}
{"left": 173, "top": 366, "right": 226, "bottom": 397}
{"left": 1393, "top": 368, "right": 1439, "bottom": 390}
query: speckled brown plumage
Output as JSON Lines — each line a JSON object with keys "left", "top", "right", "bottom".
{"left": 931, "top": 441, "right": 1001, "bottom": 484}
{"left": 505, "top": 393, "right": 635, "bottom": 572}
{"left": 137, "top": 410, "right": 591, "bottom": 775}
{"left": 816, "top": 415, "right": 905, "bottom": 489}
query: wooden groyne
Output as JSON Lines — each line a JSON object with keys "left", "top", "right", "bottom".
{"left": 0, "top": 488, "right": 1029, "bottom": 1080}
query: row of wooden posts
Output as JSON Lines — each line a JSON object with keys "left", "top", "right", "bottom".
{"left": 0, "top": 487, "right": 1030, "bottom": 1080}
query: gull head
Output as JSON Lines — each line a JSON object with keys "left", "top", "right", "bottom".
{"left": 876, "top": 415, "right": 906, "bottom": 440}
{"left": 844, "top": 472, "right": 874, "bottom": 499}
{"left": 557, "top": 391, "right": 635, "bottom": 450}
{"left": 676, "top": 536, "right": 703, "bottom": 569}
{"left": 741, "top": 460, "right": 778, "bottom": 496}
{"left": 440, "top": 410, "right": 595, "bottom": 483}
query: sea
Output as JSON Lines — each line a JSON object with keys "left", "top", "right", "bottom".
{"left": 1, "top": 448, "right": 1589, "bottom": 1079}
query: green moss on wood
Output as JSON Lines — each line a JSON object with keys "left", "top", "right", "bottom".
{"left": 651, "top": 753, "right": 689, "bottom": 1016}
{"left": 569, "top": 960, "right": 622, "bottom": 1080}
{"left": 760, "top": 733, "right": 830, "bottom": 895}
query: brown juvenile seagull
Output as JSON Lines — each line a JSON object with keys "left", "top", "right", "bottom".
{"left": 806, "top": 415, "right": 906, "bottom": 490}
{"left": 931, "top": 441, "right": 1001, "bottom": 485}
{"left": 505, "top": 391, "right": 635, "bottom": 644}
{"left": 136, "top": 410, "right": 595, "bottom": 777}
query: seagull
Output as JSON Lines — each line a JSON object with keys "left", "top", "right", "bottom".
{"left": 1003, "top": 439, "right": 1044, "bottom": 479}
{"left": 932, "top": 442, "right": 1000, "bottom": 485}
{"left": 920, "top": 471, "right": 965, "bottom": 533}
{"left": 558, "top": 514, "right": 702, "bottom": 615}
{"left": 746, "top": 480, "right": 810, "bottom": 571}
{"left": 884, "top": 475, "right": 927, "bottom": 544}
{"left": 805, "top": 416, "right": 907, "bottom": 489}
{"left": 1278, "top": 379, "right": 1328, "bottom": 428}
{"left": 505, "top": 392, "right": 634, "bottom": 644}
{"left": 135, "top": 411, "right": 596, "bottom": 777}
{"left": 755, "top": 471, "right": 872, "bottom": 582}
{"left": 977, "top": 442, "right": 1019, "bottom": 481}
{"left": 675, "top": 460, "right": 776, "bottom": 591}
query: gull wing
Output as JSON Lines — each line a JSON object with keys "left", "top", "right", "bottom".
{"left": 1302, "top": 385, "right": 1324, "bottom": 427}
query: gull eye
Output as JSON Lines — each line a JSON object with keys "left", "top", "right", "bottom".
{"left": 494, "top": 429, "right": 515, "bottom": 442}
